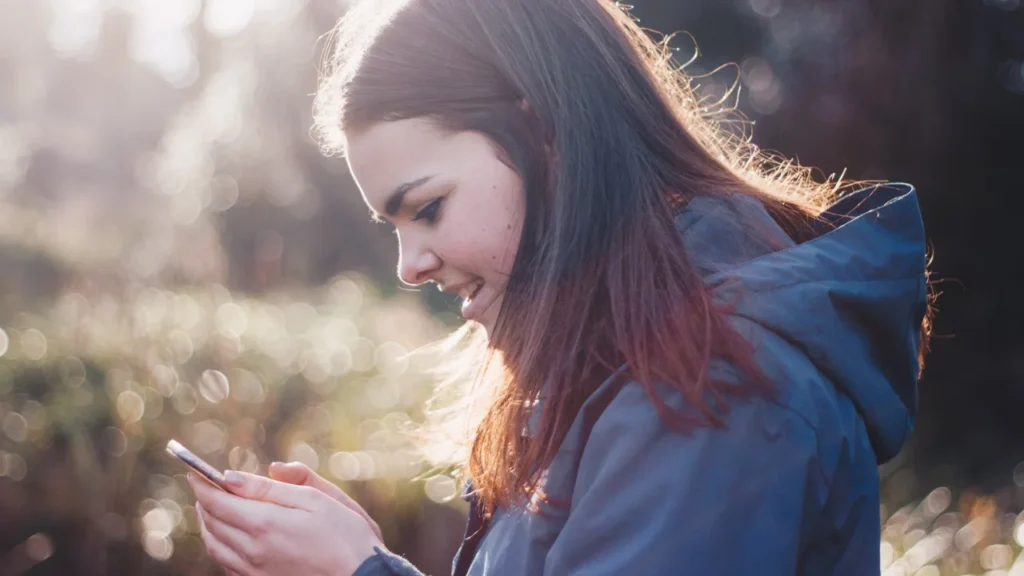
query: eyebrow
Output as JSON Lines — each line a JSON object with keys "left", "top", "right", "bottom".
{"left": 370, "top": 175, "right": 434, "bottom": 223}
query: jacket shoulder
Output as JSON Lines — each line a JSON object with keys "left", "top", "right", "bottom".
{"left": 674, "top": 193, "right": 796, "bottom": 277}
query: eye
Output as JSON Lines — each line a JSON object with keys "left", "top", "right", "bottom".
{"left": 412, "top": 197, "right": 445, "bottom": 224}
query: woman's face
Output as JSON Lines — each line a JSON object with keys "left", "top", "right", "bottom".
{"left": 345, "top": 117, "right": 525, "bottom": 337}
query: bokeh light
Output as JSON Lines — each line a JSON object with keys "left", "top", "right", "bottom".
{"left": 198, "top": 369, "right": 230, "bottom": 404}
{"left": 424, "top": 474, "right": 458, "bottom": 504}
{"left": 25, "top": 533, "right": 53, "bottom": 563}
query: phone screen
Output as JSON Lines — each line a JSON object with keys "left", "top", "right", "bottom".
{"left": 166, "top": 439, "right": 231, "bottom": 492}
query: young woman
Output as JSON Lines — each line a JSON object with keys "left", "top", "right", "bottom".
{"left": 187, "top": 0, "right": 933, "bottom": 574}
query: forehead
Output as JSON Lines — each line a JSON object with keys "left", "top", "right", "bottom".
{"left": 344, "top": 118, "right": 451, "bottom": 199}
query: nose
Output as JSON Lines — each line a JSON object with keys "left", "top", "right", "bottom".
{"left": 397, "top": 235, "right": 441, "bottom": 286}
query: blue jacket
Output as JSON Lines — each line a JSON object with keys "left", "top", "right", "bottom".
{"left": 356, "top": 183, "right": 928, "bottom": 576}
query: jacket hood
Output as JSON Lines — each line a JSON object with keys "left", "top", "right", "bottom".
{"left": 676, "top": 183, "right": 928, "bottom": 463}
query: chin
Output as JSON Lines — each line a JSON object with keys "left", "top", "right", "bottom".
{"left": 470, "top": 299, "right": 502, "bottom": 342}
{"left": 476, "top": 319, "right": 493, "bottom": 340}
{"left": 471, "top": 315, "right": 495, "bottom": 341}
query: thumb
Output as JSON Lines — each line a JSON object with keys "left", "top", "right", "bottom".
{"left": 269, "top": 461, "right": 383, "bottom": 541}
{"left": 269, "top": 462, "right": 346, "bottom": 499}
{"left": 268, "top": 460, "right": 319, "bottom": 486}
{"left": 222, "top": 470, "right": 320, "bottom": 511}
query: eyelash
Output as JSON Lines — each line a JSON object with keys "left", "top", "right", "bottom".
{"left": 412, "top": 197, "right": 445, "bottom": 224}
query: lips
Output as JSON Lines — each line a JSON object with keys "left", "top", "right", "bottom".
{"left": 460, "top": 281, "right": 486, "bottom": 320}
{"left": 457, "top": 281, "right": 483, "bottom": 300}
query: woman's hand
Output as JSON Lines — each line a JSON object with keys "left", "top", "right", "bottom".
{"left": 266, "top": 461, "right": 382, "bottom": 542}
{"left": 188, "top": 468, "right": 385, "bottom": 576}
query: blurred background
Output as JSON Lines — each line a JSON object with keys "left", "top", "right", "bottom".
{"left": 0, "top": 0, "right": 1021, "bottom": 574}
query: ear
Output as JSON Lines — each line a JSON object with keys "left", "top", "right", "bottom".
{"left": 517, "top": 96, "right": 558, "bottom": 165}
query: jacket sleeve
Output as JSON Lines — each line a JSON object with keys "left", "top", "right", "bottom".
{"left": 542, "top": 382, "right": 827, "bottom": 575}
{"left": 352, "top": 546, "right": 426, "bottom": 576}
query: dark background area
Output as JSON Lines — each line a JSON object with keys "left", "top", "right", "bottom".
{"left": 629, "top": 0, "right": 1024, "bottom": 492}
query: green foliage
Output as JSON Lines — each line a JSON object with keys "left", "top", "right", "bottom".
{"left": 0, "top": 276, "right": 466, "bottom": 573}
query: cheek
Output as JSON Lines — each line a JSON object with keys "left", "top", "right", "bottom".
{"left": 489, "top": 178, "right": 525, "bottom": 271}
{"left": 491, "top": 225, "right": 520, "bottom": 273}
{"left": 451, "top": 163, "right": 524, "bottom": 276}
{"left": 474, "top": 202, "right": 521, "bottom": 275}
{"left": 440, "top": 218, "right": 519, "bottom": 278}
{"left": 443, "top": 233, "right": 508, "bottom": 275}
{"left": 498, "top": 204, "right": 524, "bottom": 274}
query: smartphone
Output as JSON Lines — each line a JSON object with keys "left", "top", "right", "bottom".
{"left": 166, "top": 439, "right": 232, "bottom": 493}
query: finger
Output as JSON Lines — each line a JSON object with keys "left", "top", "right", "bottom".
{"left": 189, "top": 472, "right": 279, "bottom": 535}
{"left": 197, "top": 502, "right": 267, "bottom": 570}
{"left": 196, "top": 502, "right": 250, "bottom": 575}
{"left": 222, "top": 470, "right": 323, "bottom": 511}
{"left": 269, "top": 461, "right": 383, "bottom": 541}
{"left": 269, "top": 461, "right": 351, "bottom": 504}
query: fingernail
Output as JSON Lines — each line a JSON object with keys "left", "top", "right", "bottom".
{"left": 224, "top": 471, "right": 244, "bottom": 488}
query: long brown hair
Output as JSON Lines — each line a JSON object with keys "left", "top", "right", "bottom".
{"left": 314, "top": 0, "right": 925, "bottom": 515}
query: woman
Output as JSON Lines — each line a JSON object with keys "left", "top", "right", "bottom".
{"left": 188, "top": 0, "right": 933, "bottom": 574}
